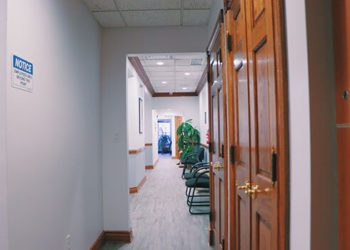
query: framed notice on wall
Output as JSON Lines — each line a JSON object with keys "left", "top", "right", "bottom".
{"left": 139, "top": 98, "right": 144, "bottom": 134}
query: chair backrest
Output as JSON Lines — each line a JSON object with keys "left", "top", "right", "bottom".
{"left": 198, "top": 147, "right": 205, "bottom": 161}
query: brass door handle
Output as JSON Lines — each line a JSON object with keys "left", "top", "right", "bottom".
{"left": 213, "top": 161, "right": 224, "bottom": 170}
{"left": 246, "top": 184, "right": 272, "bottom": 199}
{"left": 236, "top": 181, "right": 251, "bottom": 191}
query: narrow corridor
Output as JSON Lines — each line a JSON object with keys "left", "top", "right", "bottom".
{"left": 102, "top": 158, "right": 211, "bottom": 250}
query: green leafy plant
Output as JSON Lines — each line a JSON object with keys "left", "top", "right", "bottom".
{"left": 176, "top": 119, "right": 200, "bottom": 159}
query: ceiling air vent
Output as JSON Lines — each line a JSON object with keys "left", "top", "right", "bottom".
{"left": 190, "top": 58, "right": 203, "bottom": 66}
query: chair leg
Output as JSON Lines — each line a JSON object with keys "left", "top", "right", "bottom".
{"left": 188, "top": 187, "right": 210, "bottom": 215}
{"left": 187, "top": 187, "right": 210, "bottom": 205}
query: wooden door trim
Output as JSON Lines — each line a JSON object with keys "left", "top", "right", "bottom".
{"left": 207, "top": 10, "right": 224, "bottom": 52}
{"left": 175, "top": 116, "right": 182, "bottom": 159}
{"left": 207, "top": 51, "right": 214, "bottom": 245}
{"left": 272, "top": 0, "right": 290, "bottom": 248}
{"left": 225, "top": 9, "right": 236, "bottom": 250}
{"left": 206, "top": 10, "right": 224, "bottom": 246}
{"left": 219, "top": 22, "right": 229, "bottom": 250}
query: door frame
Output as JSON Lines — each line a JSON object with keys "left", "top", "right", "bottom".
{"left": 207, "top": 10, "right": 227, "bottom": 247}
{"left": 224, "top": 0, "right": 290, "bottom": 249}
{"left": 174, "top": 116, "right": 182, "bottom": 159}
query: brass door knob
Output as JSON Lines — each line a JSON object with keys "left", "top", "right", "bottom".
{"left": 213, "top": 161, "right": 224, "bottom": 170}
{"left": 246, "top": 184, "right": 272, "bottom": 199}
{"left": 236, "top": 181, "right": 251, "bottom": 191}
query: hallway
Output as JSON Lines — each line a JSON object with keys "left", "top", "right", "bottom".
{"left": 102, "top": 158, "right": 211, "bottom": 250}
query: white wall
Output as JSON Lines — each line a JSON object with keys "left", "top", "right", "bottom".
{"left": 285, "top": 0, "right": 312, "bottom": 249}
{"left": 127, "top": 72, "right": 145, "bottom": 150}
{"left": 153, "top": 97, "right": 200, "bottom": 129}
{"left": 6, "top": 1, "right": 103, "bottom": 249}
{"left": 0, "top": 0, "right": 8, "bottom": 249}
{"left": 144, "top": 90, "right": 153, "bottom": 166}
{"left": 127, "top": 63, "right": 146, "bottom": 188}
{"left": 199, "top": 83, "right": 209, "bottom": 145}
{"left": 101, "top": 26, "right": 207, "bottom": 231}
{"left": 144, "top": 89, "right": 153, "bottom": 144}
{"left": 305, "top": 0, "right": 338, "bottom": 249}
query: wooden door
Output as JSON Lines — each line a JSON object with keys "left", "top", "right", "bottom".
{"left": 246, "top": 0, "right": 279, "bottom": 248}
{"left": 208, "top": 17, "right": 227, "bottom": 250}
{"left": 229, "top": 1, "right": 252, "bottom": 249}
{"left": 175, "top": 116, "right": 182, "bottom": 159}
{"left": 333, "top": 1, "right": 350, "bottom": 249}
{"left": 226, "top": 0, "right": 288, "bottom": 249}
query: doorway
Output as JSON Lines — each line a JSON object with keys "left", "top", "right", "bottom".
{"left": 157, "top": 118, "right": 172, "bottom": 156}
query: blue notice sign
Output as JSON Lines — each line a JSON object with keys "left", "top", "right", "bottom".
{"left": 12, "top": 55, "right": 34, "bottom": 92}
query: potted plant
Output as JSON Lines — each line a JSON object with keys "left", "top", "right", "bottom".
{"left": 176, "top": 119, "right": 200, "bottom": 159}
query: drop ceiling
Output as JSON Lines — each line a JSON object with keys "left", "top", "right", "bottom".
{"left": 83, "top": 0, "right": 213, "bottom": 27}
{"left": 137, "top": 53, "right": 207, "bottom": 93}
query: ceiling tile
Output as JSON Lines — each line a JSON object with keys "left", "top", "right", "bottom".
{"left": 93, "top": 11, "right": 125, "bottom": 27}
{"left": 183, "top": 10, "right": 210, "bottom": 26}
{"left": 122, "top": 10, "right": 180, "bottom": 27}
{"left": 84, "top": 0, "right": 117, "bottom": 11}
{"left": 176, "top": 65, "right": 203, "bottom": 72}
{"left": 143, "top": 66, "right": 175, "bottom": 72}
{"left": 151, "top": 72, "right": 175, "bottom": 77}
{"left": 176, "top": 71, "right": 201, "bottom": 78}
{"left": 144, "top": 59, "right": 175, "bottom": 67}
{"left": 175, "top": 59, "right": 191, "bottom": 66}
{"left": 183, "top": 0, "right": 213, "bottom": 9}
{"left": 116, "top": 0, "right": 181, "bottom": 10}
{"left": 136, "top": 53, "right": 206, "bottom": 93}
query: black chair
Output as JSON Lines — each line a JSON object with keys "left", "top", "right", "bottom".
{"left": 180, "top": 147, "right": 205, "bottom": 179}
{"left": 184, "top": 162, "right": 209, "bottom": 196}
{"left": 185, "top": 168, "right": 210, "bottom": 215}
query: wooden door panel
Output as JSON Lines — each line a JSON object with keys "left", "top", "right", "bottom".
{"left": 213, "top": 93, "right": 219, "bottom": 156}
{"left": 227, "top": 0, "right": 287, "bottom": 248}
{"left": 208, "top": 23, "right": 227, "bottom": 249}
{"left": 247, "top": 0, "right": 278, "bottom": 249}
{"left": 256, "top": 213, "right": 272, "bottom": 250}
{"left": 255, "top": 41, "right": 272, "bottom": 177}
{"left": 232, "top": 1, "right": 252, "bottom": 250}
{"left": 237, "top": 196, "right": 250, "bottom": 250}
{"left": 334, "top": 1, "right": 350, "bottom": 124}
{"left": 252, "top": 0, "right": 265, "bottom": 23}
{"left": 337, "top": 128, "right": 350, "bottom": 250}
{"left": 219, "top": 88, "right": 224, "bottom": 157}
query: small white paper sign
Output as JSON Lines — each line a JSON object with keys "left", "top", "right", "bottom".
{"left": 12, "top": 55, "right": 34, "bottom": 92}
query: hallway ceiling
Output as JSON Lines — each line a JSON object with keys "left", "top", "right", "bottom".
{"left": 83, "top": 0, "right": 213, "bottom": 27}
{"left": 137, "top": 53, "right": 207, "bottom": 93}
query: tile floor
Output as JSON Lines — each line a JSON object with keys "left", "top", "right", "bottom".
{"left": 102, "top": 158, "right": 212, "bottom": 250}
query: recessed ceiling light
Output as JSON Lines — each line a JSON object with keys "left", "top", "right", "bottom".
{"left": 184, "top": 72, "right": 191, "bottom": 76}
{"left": 182, "top": 87, "right": 188, "bottom": 90}
{"left": 161, "top": 81, "right": 167, "bottom": 84}
{"left": 156, "top": 61, "right": 164, "bottom": 66}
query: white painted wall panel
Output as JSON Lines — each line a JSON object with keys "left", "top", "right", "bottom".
{"left": 0, "top": 0, "right": 8, "bottom": 249}
{"left": 305, "top": 0, "right": 338, "bottom": 248}
{"left": 153, "top": 97, "right": 200, "bottom": 129}
{"left": 6, "top": 1, "right": 103, "bottom": 249}
{"left": 285, "top": 0, "right": 311, "bottom": 249}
